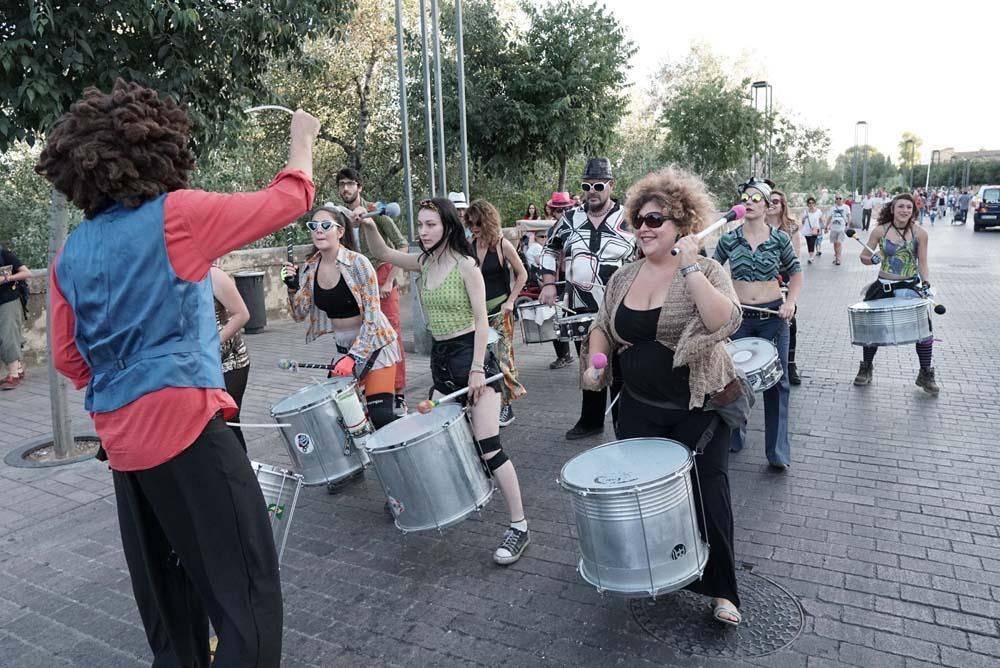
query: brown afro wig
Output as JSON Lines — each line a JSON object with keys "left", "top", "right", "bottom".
{"left": 624, "top": 166, "right": 716, "bottom": 237}
{"left": 35, "top": 79, "right": 194, "bottom": 218}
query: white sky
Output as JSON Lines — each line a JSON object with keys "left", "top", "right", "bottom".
{"left": 607, "top": 0, "right": 1000, "bottom": 163}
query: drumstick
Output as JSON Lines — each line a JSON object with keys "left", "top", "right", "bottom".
{"left": 843, "top": 229, "right": 882, "bottom": 263}
{"left": 740, "top": 304, "right": 782, "bottom": 316}
{"left": 671, "top": 205, "right": 746, "bottom": 256}
{"left": 277, "top": 359, "right": 333, "bottom": 371}
{"left": 227, "top": 422, "right": 292, "bottom": 428}
{"left": 244, "top": 104, "right": 295, "bottom": 116}
{"left": 921, "top": 291, "right": 947, "bottom": 315}
{"left": 415, "top": 373, "right": 505, "bottom": 414}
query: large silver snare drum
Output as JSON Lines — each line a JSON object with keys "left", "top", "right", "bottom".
{"left": 270, "top": 378, "right": 372, "bottom": 486}
{"left": 251, "top": 461, "right": 303, "bottom": 565}
{"left": 726, "top": 337, "right": 782, "bottom": 392}
{"left": 516, "top": 300, "right": 560, "bottom": 343}
{"left": 848, "top": 297, "right": 931, "bottom": 346}
{"left": 556, "top": 313, "right": 595, "bottom": 342}
{"left": 559, "top": 438, "right": 709, "bottom": 598}
{"left": 366, "top": 404, "right": 494, "bottom": 533}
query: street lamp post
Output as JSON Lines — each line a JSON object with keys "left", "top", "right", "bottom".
{"left": 750, "top": 81, "right": 773, "bottom": 178}
{"left": 905, "top": 139, "right": 915, "bottom": 189}
{"left": 926, "top": 149, "right": 939, "bottom": 191}
{"left": 854, "top": 121, "right": 868, "bottom": 197}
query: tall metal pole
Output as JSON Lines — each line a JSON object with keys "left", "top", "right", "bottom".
{"left": 906, "top": 140, "right": 915, "bottom": 189}
{"left": 394, "top": 0, "right": 415, "bottom": 240}
{"left": 418, "top": 0, "right": 436, "bottom": 197}
{"left": 431, "top": 0, "right": 447, "bottom": 194}
{"left": 750, "top": 81, "right": 771, "bottom": 178}
{"left": 454, "top": 0, "right": 470, "bottom": 201}
{"left": 925, "top": 149, "right": 938, "bottom": 191}
{"left": 859, "top": 121, "right": 869, "bottom": 196}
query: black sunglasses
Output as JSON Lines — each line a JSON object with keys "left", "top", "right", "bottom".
{"left": 306, "top": 220, "right": 339, "bottom": 232}
{"left": 633, "top": 212, "right": 673, "bottom": 229}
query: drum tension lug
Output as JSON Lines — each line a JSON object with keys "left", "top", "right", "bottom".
{"left": 337, "top": 417, "right": 354, "bottom": 456}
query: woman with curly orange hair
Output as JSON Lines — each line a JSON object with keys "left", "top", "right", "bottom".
{"left": 39, "top": 79, "right": 319, "bottom": 667}
{"left": 464, "top": 200, "right": 528, "bottom": 425}
{"left": 583, "top": 167, "right": 746, "bottom": 626}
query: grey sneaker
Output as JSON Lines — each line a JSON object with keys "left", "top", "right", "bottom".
{"left": 853, "top": 361, "right": 873, "bottom": 386}
{"left": 498, "top": 404, "right": 515, "bottom": 427}
{"left": 493, "top": 527, "right": 530, "bottom": 565}
{"left": 916, "top": 367, "right": 940, "bottom": 396}
{"left": 549, "top": 355, "right": 573, "bottom": 370}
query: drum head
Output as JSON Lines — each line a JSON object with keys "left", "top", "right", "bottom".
{"left": 368, "top": 403, "right": 465, "bottom": 451}
{"left": 848, "top": 296, "right": 928, "bottom": 312}
{"left": 726, "top": 337, "right": 778, "bottom": 370}
{"left": 271, "top": 377, "right": 356, "bottom": 416}
{"left": 560, "top": 438, "right": 690, "bottom": 493}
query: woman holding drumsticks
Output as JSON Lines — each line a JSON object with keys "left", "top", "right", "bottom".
{"left": 283, "top": 202, "right": 401, "bottom": 430}
{"left": 582, "top": 167, "right": 747, "bottom": 626}
{"left": 714, "top": 178, "right": 803, "bottom": 470}
{"left": 359, "top": 197, "right": 531, "bottom": 565}
{"left": 853, "top": 193, "right": 939, "bottom": 395}
{"left": 464, "top": 199, "right": 528, "bottom": 426}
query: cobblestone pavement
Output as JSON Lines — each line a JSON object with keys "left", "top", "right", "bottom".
{"left": 2, "top": 221, "right": 999, "bottom": 667}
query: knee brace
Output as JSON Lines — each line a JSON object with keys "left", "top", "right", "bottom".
{"left": 478, "top": 435, "right": 509, "bottom": 473}
{"left": 365, "top": 393, "right": 397, "bottom": 430}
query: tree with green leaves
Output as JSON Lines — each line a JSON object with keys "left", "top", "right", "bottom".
{"left": 656, "top": 48, "right": 760, "bottom": 196}
{"left": 1, "top": 0, "right": 353, "bottom": 457}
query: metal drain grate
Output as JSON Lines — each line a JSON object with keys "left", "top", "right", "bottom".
{"left": 629, "top": 568, "right": 803, "bottom": 658}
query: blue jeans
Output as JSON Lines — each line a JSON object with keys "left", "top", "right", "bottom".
{"left": 730, "top": 304, "right": 791, "bottom": 465}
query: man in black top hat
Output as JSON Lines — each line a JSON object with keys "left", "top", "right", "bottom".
{"left": 539, "top": 157, "right": 636, "bottom": 440}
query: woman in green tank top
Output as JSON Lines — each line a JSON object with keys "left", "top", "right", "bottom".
{"left": 359, "top": 197, "right": 531, "bottom": 566}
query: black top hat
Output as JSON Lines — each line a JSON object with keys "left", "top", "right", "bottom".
{"left": 581, "top": 157, "right": 613, "bottom": 181}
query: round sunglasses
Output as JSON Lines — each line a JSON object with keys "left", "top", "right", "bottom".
{"left": 580, "top": 182, "right": 610, "bottom": 193}
{"left": 740, "top": 192, "right": 765, "bottom": 203}
{"left": 305, "top": 219, "right": 341, "bottom": 232}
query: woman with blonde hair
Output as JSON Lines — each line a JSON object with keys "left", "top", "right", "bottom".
{"left": 465, "top": 200, "right": 528, "bottom": 426}
{"left": 765, "top": 189, "right": 803, "bottom": 385}
{"left": 583, "top": 166, "right": 747, "bottom": 626}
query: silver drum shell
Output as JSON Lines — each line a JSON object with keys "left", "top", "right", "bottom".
{"left": 556, "top": 314, "right": 595, "bottom": 342}
{"left": 559, "top": 439, "right": 709, "bottom": 598}
{"left": 516, "top": 300, "right": 559, "bottom": 343}
{"left": 271, "top": 379, "right": 366, "bottom": 486}
{"left": 366, "top": 404, "right": 494, "bottom": 533}
{"left": 848, "top": 297, "right": 931, "bottom": 346}
{"left": 250, "top": 461, "right": 303, "bottom": 565}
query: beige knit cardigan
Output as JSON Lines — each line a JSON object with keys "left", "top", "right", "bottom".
{"left": 581, "top": 256, "right": 743, "bottom": 409}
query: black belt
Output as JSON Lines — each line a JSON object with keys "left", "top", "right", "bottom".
{"left": 741, "top": 309, "right": 773, "bottom": 320}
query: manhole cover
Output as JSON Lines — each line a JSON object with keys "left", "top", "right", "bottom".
{"left": 630, "top": 568, "right": 803, "bottom": 658}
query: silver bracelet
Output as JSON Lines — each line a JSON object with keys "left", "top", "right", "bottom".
{"left": 680, "top": 264, "right": 702, "bottom": 277}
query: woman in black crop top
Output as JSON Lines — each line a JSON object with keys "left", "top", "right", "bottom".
{"left": 284, "top": 204, "right": 403, "bottom": 436}
{"left": 465, "top": 200, "right": 528, "bottom": 427}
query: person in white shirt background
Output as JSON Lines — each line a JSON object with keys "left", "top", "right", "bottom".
{"left": 800, "top": 196, "right": 824, "bottom": 264}
{"left": 823, "top": 194, "right": 852, "bottom": 265}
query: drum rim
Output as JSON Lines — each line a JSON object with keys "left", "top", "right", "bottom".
{"left": 250, "top": 460, "right": 303, "bottom": 481}
{"left": 366, "top": 406, "right": 468, "bottom": 453}
{"left": 848, "top": 297, "right": 929, "bottom": 312}
{"left": 558, "top": 437, "right": 693, "bottom": 495}
{"left": 556, "top": 313, "right": 595, "bottom": 324}
{"left": 270, "top": 378, "right": 356, "bottom": 417}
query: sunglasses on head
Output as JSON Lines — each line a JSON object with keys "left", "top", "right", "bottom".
{"left": 633, "top": 212, "right": 673, "bottom": 229}
{"left": 305, "top": 219, "right": 339, "bottom": 232}
{"left": 419, "top": 199, "right": 439, "bottom": 212}
{"left": 580, "top": 182, "right": 609, "bottom": 193}
{"left": 740, "top": 192, "right": 765, "bottom": 203}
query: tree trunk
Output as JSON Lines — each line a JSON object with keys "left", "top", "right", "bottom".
{"left": 558, "top": 155, "right": 568, "bottom": 192}
{"left": 46, "top": 189, "right": 74, "bottom": 457}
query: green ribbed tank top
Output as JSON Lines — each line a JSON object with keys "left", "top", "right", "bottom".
{"left": 420, "top": 264, "right": 474, "bottom": 338}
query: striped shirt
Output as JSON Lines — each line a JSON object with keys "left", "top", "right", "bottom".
{"left": 713, "top": 226, "right": 801, "bottom": 282}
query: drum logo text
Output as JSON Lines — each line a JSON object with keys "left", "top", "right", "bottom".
{"left": 594, "top": 472, "right": 639, "bottom": 485}
{"left": 671, "top": 544, "right": 687, "bottom": 560}
{"left": 267, "top": 503, "right": 285, "bottom": 520}
{"left": 294, "top": 432, "right": 314, "bottom": 454}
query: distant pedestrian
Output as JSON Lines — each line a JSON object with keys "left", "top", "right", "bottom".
{"left": 861, "top": 193, "right": 875, "bottom": 230}
{"left": 0, "top": 244, "right": 29, "bottom": 390}
{"left": 523, "top": 203, "right": 540, "bottom": 220}
{"left": 824, "top": 195, "right": 852, "bottom": 265}
{"left": 800, "top": 197, "right": 823, "bottom": 264}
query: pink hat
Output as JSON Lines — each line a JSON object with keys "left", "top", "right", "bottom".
{"left": 546, "top": 191, "right": 574, "bottom": 208}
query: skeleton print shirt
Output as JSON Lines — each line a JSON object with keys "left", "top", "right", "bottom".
{"left": 540, "top": 203, "right": 637, "bottom": 313}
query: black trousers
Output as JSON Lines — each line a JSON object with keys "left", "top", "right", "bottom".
{"left": 862, "top": 209, "right": 873, "bottom": 230}
{"left": 223, "top": 365, "right": 250, "bottom": 451}
{"left": 575, "top": 340, "right": 623, "bottom": 432}
{"left": 114, "top": 416, "right": 282, "bottom": 668}
{"left": 617, "top": 393, "right": 740, "bottom": 608}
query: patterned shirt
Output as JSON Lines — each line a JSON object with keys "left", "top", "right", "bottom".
{"left": 713, "top": 226, "right": 801, "bottom": 282}
{"left": 215, "top": 298, "right": 250, "bottom": 373}
{"left": 289, "top": 247, "right": 400, "bottom": 365}
{"left": 540, "top": 203, "right": 636, "bottom": 312}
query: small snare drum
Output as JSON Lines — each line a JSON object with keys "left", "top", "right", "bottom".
{"left": 556, "top": 313, "right": 595, "bottom": 342}
{"left": 726, "top": 337, "right": 782, "bottom": 393}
